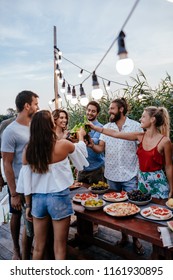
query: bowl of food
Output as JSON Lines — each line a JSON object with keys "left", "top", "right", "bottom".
{"left": 81, "top": 198, "right": 106, "bottom": 211}
{"left": 127, "top": 190, "right": 152, "bottom": 206}
{"left": 166, "top": 198, "right": 173, "bottom": 210}
{"left": 89, "top": 181, "right": 109, "bottom": 194}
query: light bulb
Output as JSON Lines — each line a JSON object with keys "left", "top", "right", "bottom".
{"left": 167, "top": 0, "right": 173, "bottom": 2}
{"left": 66, "top": 93, "right": 72, "bottom": 100}
{"left": 71, "top": 97, "right": 78, "bottom": 105}
{"left": 116, "top": 58, "right": 134, "bottom": 75}
{"left": 92, "top": 88, "right": 103, "bottom": 99}
{"left": 60, "top": 88, "right": 65, "bottom": 93}
{"left": 80, "top": 96, "right": 89, "bottom": 106}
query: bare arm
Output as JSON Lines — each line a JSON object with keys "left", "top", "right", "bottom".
{"left": 2, "top": 152, "right": 22, "bottom": 210}
{"left": 163, "top": 140, "right": 173, "bottom": 197}
{"left": 88, "top": 139, "right": 105, "bottom": 153}
{"left": 89, "top": 122, "right": 143, "bottom": 141}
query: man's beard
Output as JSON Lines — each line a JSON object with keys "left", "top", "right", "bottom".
{"left": 87, "top": 116, "right": 96, "bottom": 122}
{"left": 109, "top": 111, "right": 121, "bottom": 122}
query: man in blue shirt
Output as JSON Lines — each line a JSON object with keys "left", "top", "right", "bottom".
{"left": 77, "top": 101, "right": 105, "bottom": 184}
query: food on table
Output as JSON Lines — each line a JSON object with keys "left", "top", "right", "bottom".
{"left": 127, "top": 189, "right": 151, "bottom": 202}
{"left": 167, "top": 221, "right": 173, "bottom": 231}
{"left": 167, "top": 198, "right": 173, "bottom": 207}
{"left": 141, "top": 206, "right": 172, "bottom": 220}
{"left": 84, "top": 199, "right": 104, "bottom": 207}
{"left": 103, "top": 191, "right": 127, "bottom": 202}
{"left": 90, "top": 181, "right": 109, "bottom": 190}
{"left": 104, "top": 202, "right": 140, "bottom": 217}
{"left": 73, "top": 192, "right": 98, "bottom": 202}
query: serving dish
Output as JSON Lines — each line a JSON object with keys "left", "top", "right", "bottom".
{"left": 102, "top": 191, "right": 127, "bottom": 202}
{"left": 72, "top": 192, "right": 98, "bottom": 203}
{"left": 81, "top": 199, "right": 106, "bottom": 211}
{"left": 103, "top": 202, "right": 140, "bottom": 217}
{"left": 128, "top": 197, "right": 152, "bottom": 206}
{"left": 140, "top": 206, "right": 172, "bottom": 220}
{"left": 165, "top": 200, "right": 173, "bottom": 210}
{"left": 88, "top": 186, "right": 110, "bottom": 194}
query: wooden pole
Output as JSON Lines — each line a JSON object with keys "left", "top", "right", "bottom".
{"left": 54, "top": 26, "right": 58, "bottom": 109}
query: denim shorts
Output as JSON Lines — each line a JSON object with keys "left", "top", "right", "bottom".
{"left": 31, "top": 188, "right": 74, "bottom": 220}
{"left": 107, "top": 176, "right": 138, "bottom": 192}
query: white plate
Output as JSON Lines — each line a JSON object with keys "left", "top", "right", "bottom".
{"left": 103, "top": 192, "right": 128, "bottom": 202}
{"left": 128, "top": 197, "right": 152, "bottom": 206}
{"left": 103, "top": 202, "right": 140, "bottom": 217}
{"left": 88, "top": 186, "right": 110, "bottom": 194}
{"left": 72, "top": 193, "right": 98, "bottom": 203}
{"left": 140, "top": 207, "right": 173, "bottom": 220}
{"left": 81, "top": 199, "right": 106, "bottom": 211}
{"left": 165, "top": 201, "right": 173, "bottom": 210}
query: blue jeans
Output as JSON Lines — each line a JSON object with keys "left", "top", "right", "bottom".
{"left": 107, "top": 176, "right": 138, "bottom": 192}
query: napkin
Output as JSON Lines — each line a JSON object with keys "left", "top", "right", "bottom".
{"left": 158, "top": 226, "right": 173, "bottom": 248}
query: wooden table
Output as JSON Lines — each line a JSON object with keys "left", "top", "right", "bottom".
{"left": 70, "top": 197, "right": 173, "bottom": 260}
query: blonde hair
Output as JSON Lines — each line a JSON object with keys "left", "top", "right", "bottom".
{"left": 144, "top": 106, "right": 170, "bottom": 137}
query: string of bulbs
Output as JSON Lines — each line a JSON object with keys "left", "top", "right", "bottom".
{"left": 51, "top": 0, "right": 140, "bottom": 107}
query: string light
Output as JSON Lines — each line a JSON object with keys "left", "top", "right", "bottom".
{"left": 79, "top": 84, "right": 89, "bottom": 106}
{"left": 116, "top": 31, "right": 134, "bottom": 75}
{"left": 71, "top": 86, "right": 78, "bottom": 105}
{"left": 57, "top": 93, "right": 62, "bottom": 102}
{"left": 48, "top": 98, "right": 55, "bottom": 105}
{"left": 78, "top": 69, "right": 83, "bottom": 78}
{"left": 106, "top": 81, "right": 111, "bottom": 91}
{"left": 91, "top": 72, "right": 103, "bottom": 100}
{"left": 58, "top": 72, "right": 63, "bottom": 84}
{"left": 60, "top": 79, "right": 66, "bottom": 93}
{"left": 66, "top": 84, "right": 72, "bottom": 100}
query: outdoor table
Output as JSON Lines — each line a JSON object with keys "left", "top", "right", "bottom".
{"left": 69, "top": 187, "right": 173, "bottom": 260}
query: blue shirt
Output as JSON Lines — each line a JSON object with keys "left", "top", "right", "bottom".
{"left": 84, "top": 119, "right": 104, "bottom": 171}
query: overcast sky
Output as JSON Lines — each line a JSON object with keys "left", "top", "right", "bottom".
{"left": 0, "top": 0, "right": 173, "bottom": 114}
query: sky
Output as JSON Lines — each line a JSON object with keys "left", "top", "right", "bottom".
{"left": 0, "top": 0, "right": 173, "bottom": 114}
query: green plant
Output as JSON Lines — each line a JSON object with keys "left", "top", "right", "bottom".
{"left": 66, "top": 71, "right": 173, "bottom": 141}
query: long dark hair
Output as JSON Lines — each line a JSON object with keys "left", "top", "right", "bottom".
{"left": 26, "top": 110, "right": 57, "bottom": 173}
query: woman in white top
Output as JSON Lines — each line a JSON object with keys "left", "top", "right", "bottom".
{"left": 17, "top": 110, "right": 88, "bottom": 260}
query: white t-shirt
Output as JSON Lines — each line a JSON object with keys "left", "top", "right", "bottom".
{"left": 99, "top": 117, "right": 142, "bottom": 182}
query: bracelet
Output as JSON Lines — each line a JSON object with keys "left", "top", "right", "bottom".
{"left": 25, "top": 203, "right": 31, "bottom": 208}
{"left": 11, "top": 193, "right": 19, "bottom": 197}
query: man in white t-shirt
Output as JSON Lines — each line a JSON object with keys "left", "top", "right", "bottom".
{"left": 89, "top": 98, "right": 145, "bottom": 255}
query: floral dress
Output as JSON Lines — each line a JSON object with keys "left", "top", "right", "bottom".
{"left": 137, "top": 136, "right": 169, "bottom": 199}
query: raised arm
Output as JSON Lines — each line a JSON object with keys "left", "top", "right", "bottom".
{"left": 89, "top": 122, "right": 143, "bottom": 141}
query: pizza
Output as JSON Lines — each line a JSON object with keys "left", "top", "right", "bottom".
{"left": 103, "top": 191, "right": 127, "bottom": 202}
{"left": 103, "top": 202, "right": 140, "bottom": 217}
{"left": 141, "top": 206, "right": 172, "bottom": 220}
{"left": 73, "top": 192, "right": 98, "bottom": 202}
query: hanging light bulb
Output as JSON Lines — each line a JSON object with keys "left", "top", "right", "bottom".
{"left": 78, "top": 69, "right": 83, "bottom": 78}
{"left": 60, "top": 79, "right": 66, "bottom": 93}
{"left": 55, "top": 64, "right": 60, "bottom": 75}
{"left": 106, "top": 81, "right": 111, "bottom": 91}
{"left": 66, "top": 84, "right": 72, "bottom": 100}
{"left": 167, "top": 0, "right": 173, "bottom": 2}
{"left": 116, "top": 31, "right": 134, "bottom": 75}
{"left": 57, "top": 55, "right": 62, "bottom": 64}
{"left": 57, "top": 93, "right": 62, "bottom": 102}
{"left": 79, "top": 84, "right": 89, "bottom": 106}
{"left": 48, "top": 98, "right": 55, "bottom": 105}
{"left": 91, "top": 71, "right": 103, "bottom": 99}
{"left": 58, "top": 72, "right": 63, "bottom": 84}
{"left": 71, "top": 86, "right": 78, "bottom": 105}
